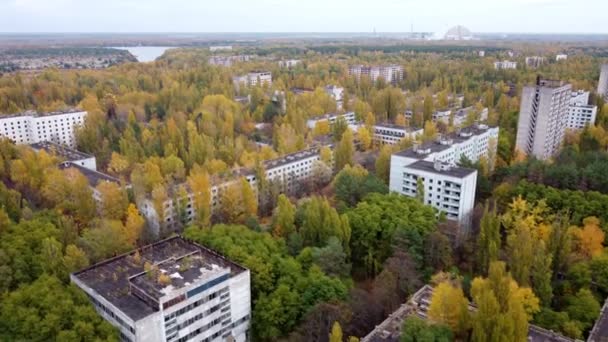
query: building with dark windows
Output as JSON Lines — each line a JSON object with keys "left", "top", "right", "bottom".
{"left": 71, "top": 236, "right": 251, "bottom": 342}
{"left": 0, "top": 109, "right": 86, "bottom": 147}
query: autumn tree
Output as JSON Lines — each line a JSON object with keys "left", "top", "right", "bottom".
{"left": 476, "top": 201, "right": 501, "bottom": 275}
{"left": 334, "top": 129, "right": 354, "bottom": 172}
{"left": 187, "top": 167, "right": 212, "bottom": 227}
{"left": 96, "top": 181, "right": 128, "bottom": 220}
{"left": 272, "top": 194, "right": 296, "bottom": 238}
{"left": 570, "top": 216, "right": 605, "bottom": 259}
{"left": 428, "top": 282, "right": 469, "bottom": 335}
{"left": 375, "top": 145, "right": 392, "bottom": 185}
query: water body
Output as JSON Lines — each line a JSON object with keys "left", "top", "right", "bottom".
{"left": 111, "top": 46, "right": 174, "bottom": 62}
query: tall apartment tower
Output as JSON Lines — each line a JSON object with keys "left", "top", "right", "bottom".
{"left": 515, "top": 78, "right": 572, "bottom": 160}
{"left": 598, "top": 64, "right": 608, "bottom": 100}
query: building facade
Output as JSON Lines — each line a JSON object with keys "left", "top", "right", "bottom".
{"left": 278, "top": 59, "right": 301, "bottom": 68}
{"left": 307, "top": 112, "right": 357, "bottom": 129}
{"left": 516, "top": 78, "right": 572, "bottom": 160}
{"left": 525, "top": 56, "right": 546, "bottom": 68}
{"left": 567, "top": 91, "right": 597, "bottom": 129}
{"left": 71, "top": 236, "right": 251, "bottom": 342}
{"left": 208, "top": 55, "right": 251, "bottom": 67}
{"left": 324, "top": 85, "right": 345, "bottom": 110}
{"left": 494, "top": 61, "right": 517, "bottom": 70}
{"left": 556, "top": 54, "right": 568, "bottom": 61}
{"left": 372, "top": 123, "right": 423, "bottom": 145}
{"left": 0, "top": 109, "right": 86, "bottom": 147}
{"left": 232, "top": 71, "right": 272, "bottom": 89}
{"left": 599, "top": 64, "right": 608, "bottom": 101}
{"left": 30, "top": 140, "right": 97, "bottom": 170}
{"left": 139, "top": 148, "right": 329, "bottom": 236}
{"left": 348, "top": 65, "right": 403, "bottom": 84}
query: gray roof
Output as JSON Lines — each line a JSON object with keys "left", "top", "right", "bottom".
{"left": 30, "top": 141, "right": 93, "bottom": 161}
{"left": 59, "top": 162, "right": 122, "bottom": 188}
{"left": 72, "top": 236, "right": 247, "bottom": 321}
{"left": 405, "top": 160, "right": 477, "bottom": 178}
{"left": 0, "top": 108, "right": 84, "bottom": 119}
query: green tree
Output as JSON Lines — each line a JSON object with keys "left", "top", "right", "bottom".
{"left": 476, "top": 202, "right": 501, "bottom": 275}
{"left": 401, "top": 316, "right": 452, "bottom": 342}
{"left": 375, "top": 145, "right": 392, "bottom": 185}
{"left": 272, "top": 194, "right": 296, "bottom": 238}
{"left": 334, "top": 129, "right": 354, "bottom": 172}
{"left": 565, "top": 288, "right": 600, "bottom": 330}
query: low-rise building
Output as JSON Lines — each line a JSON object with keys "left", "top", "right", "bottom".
{"left": 59, "top": 161, "right": 126, "bottom": 202}
{"left": 209, "top": 45, "right": 233, "bottom": 52}
{"left": 372, "top": 123, "right": 423, "bottom": 145}
{"left": 71, "top": 236, "right": 251, "bottom": 342}
{"left": 556, "top": 54, "right": 568, "bottom": 61}
{"left": 453, "top": 107, "right": 489, "bottom": 128}
{"left": 494, "top": 60, "right": 517, "bottom": 70}
{"left": 0, "top": 109, "right": 86, "bottom": 147}
{"left": 30, "top": 140, "right": 97, "bottom": 170}
{"left": 432, "top": 109, "right": 452, "bottom": 124}
{"left": 307, "top": 112, "right": 357, "bottom": 129}
{"left": 362, "top": 285, "right": 577, "bottom": 342}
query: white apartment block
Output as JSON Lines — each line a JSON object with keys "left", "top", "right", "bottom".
{"left": 324, "top": 85, "right": 345, "bottom": 110}
{"left": 208, "top": 55, "right": 251, "bottom": 67}
{"left": 598, "top": 64, "right": 608, "bottom": 101}
{"left": 232, "top": 71, "right": 272, "bottom": 89}
{"left": 389, "top": 158, "right": 477, "bottom": 225}
{"left": 392, "top": 124, "right": 499, "bottom": 168}
{"left": 478, "top": 51, "right": 485, "bottom": 57}
{"left": 278, "top": 59, "right": 301, "bottom": 68}
{"left": 567, "top": 91, "right": 597, "bottom": 130}
{"left": 71, "top": 236, "right": 251, "bottom": 342}
{"left": 307, "top": 112, "right": 357, "bottom": 129}
{"left": 372, "top": 123, "right": 423, "bottom": 145}
{"left": 432, "top": 109, "right": 452, "bottom": 124}
{"left": 0, "top": 109, "right": 86, "bottom": 147}
{"left": 453, "top": 107, "right": 489, "bottom": 128}
{"left": 516, "top": 78, "right": 572, "bottom": 160}
{"left": 556, "top": 54, "right": 568, "bottom": 61}
{"left": 348, "top": 65, "right": 404, "bottom": 84}
{"left": 525, "top": 56, "right": 546, "bottom": 68}
{"left": 139, "top": 148, "right": 328, "bottom": 235}
{"left": 494, "top": 60, "right": 517, "bottom": 70}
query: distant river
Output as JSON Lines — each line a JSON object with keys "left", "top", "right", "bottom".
{"left": 111, "top": 46, "right": 174, "bottom": 62}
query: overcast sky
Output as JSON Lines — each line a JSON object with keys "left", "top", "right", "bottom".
{"left": 0, "top": 0, "right": 606, "bottom": 34}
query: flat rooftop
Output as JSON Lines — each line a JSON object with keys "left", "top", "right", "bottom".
{"left": 59, "top": 162, "right": 122, "bottom": 188}
{"left": 394, "top": 124, "right": 497, "bottom": 160}
{"left": 405, "top": 160, "right": 477, "bottom": 178}
{"left": 72, "top": 236, "right": 247, "bottom": 321}
{"left": 362, "top": 285, "right": 576, "bottom": 342}
{"left": 264, "top": 147, "right": 321, "bottom": 170}
{"left": 0, "top": 108, "right": 84, "bottom": 119}
{"left": 309, "top": 111, "right": 355, "bottom": 121}
{"left": 374, "top": 123, "right": 421, "bottom": 131}
{"left": 30, "top": 141, "right": 93, "bottom": 161}
{"left": 588, "top": 298, "right": 608, "bottom": 342}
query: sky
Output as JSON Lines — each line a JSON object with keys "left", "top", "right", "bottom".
{"left": 0, "top": 0, "right": 606, "bottom": 34}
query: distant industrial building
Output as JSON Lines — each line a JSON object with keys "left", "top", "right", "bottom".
{"left": 71, "top": 236, "right": 251, "bottom": 342}
{"left": 0, "top": 109, "right": 86, "bottom": 147}
{"left": 349, "top": 65, "right": 403, "bottom": 84}
{"left": 567, "top": 90, "right": 597, "bottom": 130}
{"left": 372, "top": 123, "right": 423, "bottom": 145}
{"left": 598, "top": 64, "right": 608, "bottom": 100}
{"left": 444, "top": 25, "right": 474, "bottom": 40}
{"left": 494, "top": 60, "right": 517, "bottom": 70}
{"left": 516, "top": 78, "right": 572, "bottom": 160}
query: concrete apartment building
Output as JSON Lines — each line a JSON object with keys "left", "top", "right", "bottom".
{"left": 232, "top": 71, "right": 272, "bottom": 89}
{"left": 71, "top": 236, "right": 251, "bottom": 342}
{"left": 556, "top": 54, "right": 568, "bottom": 61}
{"left": 59, "top": 162, "right": 125, "bottom": 203}
{"left": 208, "top": 55, "right": 251, "bottom": 67}
{"left": 598, "top": 64, "right": 608, "bottom": 101}
{"left": 525, "top": 56, "right": 546, "bottom": 68}
{"left": 139, "top": 147, "right": 328, "bottom": 235}
{"left": 389, "top": 124, "right": 499, "bottom": 226}
{"left": 567, "top": 90, "right": 598, "bottom": 130}
{"left": 362, "top": 285, "right": 577, "bottom": 342}
{"left": 494, "top": 60, "right": 517, "bottom": 70}
{"left": 453, "top": 107, "right": 489, "bottom": 128}
{"left": 209, "top": 45, "right": 233, "bottom": 52}
{"left": 278, "top": 59, "right": 301, "bottom": 68}
{"left": 372, "top": 123, "right": 423, "bottom": 145}
{"left": 307, "top": 112, "right": 357, "bottom": 129}
{"left": 0, "top": 109, "right": 86, "bottom": 147}
{"left": 324, "top": 85, "right": 345, "bottom": 110}
{"left": 516, "top": 78, "right": 572, "bottom": 160}
{"left": 348, "top": 65, "right": 404, "bottom": 84}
